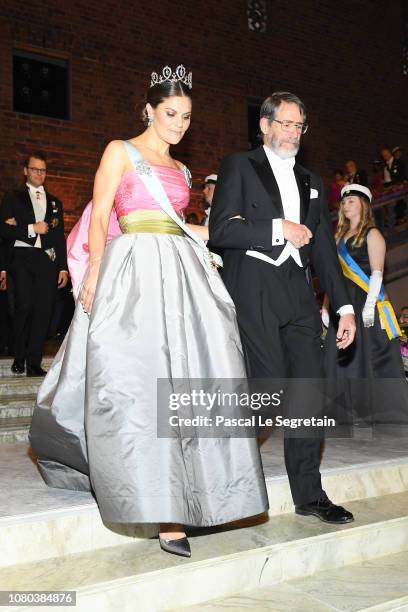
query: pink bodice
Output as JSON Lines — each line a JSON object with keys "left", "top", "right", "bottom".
{"left": 67, "top": 164, "right": 190, "bottom": 298}
{"left": 114, "top": 165, "right": 190, "bottom": 218}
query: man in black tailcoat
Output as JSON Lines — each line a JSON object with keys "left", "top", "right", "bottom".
{"left": 210, "top": 92, "right": 356, "bottom": 524}
{"left": 0, "top": 152, "right": 68, "bottom": 376}
{"left": 0, "top": 238, "right": 11, "bottom": 355}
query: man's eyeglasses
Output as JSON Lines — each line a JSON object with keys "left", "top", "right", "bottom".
{"left": 273, "top": 119, "right": 308, "bottom": 135}
{"left": 28, "top": 167, "right": 46, "bottom": 174}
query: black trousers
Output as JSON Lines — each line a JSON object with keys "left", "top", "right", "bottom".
{"left": 0, "top": 289, "right": 13, "bottom": 353}
{"left": 230, "top": 256, "right": 326, "bottom": 505}
{"left": 11, "top": 248, "right": 58, "bottom": 366}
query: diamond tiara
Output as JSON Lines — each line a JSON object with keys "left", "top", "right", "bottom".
{"left": 150, "top": 65, "right": 192, "bottom": 89}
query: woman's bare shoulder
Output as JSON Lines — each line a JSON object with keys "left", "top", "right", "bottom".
{"left": 367, "top": 227, "right": 385, "bottom": 246}
{"left": 103, "top": 140, "right": 127, "bottom": 156}
{"left": 98, "top": 140, "right": 128, "bottom": 166}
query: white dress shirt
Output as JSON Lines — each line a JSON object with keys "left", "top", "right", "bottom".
{"left": 246, "top": 146, "right": 354, "bottom": 317}
{"left": 203, "top": 208, "right": 210, "bottom": 227}
{"left": 14, "top": 183, "right": 46, "bottom": 248}
{"left": 264, "top": 145, "right": 303, "bottom": 267}
{"left": 383, "top": 157, "right": 393, "bottom": 183}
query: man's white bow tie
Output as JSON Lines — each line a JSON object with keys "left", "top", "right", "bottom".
{"left": 28, "top": 185, "right": 45, "bottom": 193}
{"left": 270, "top": 156, "right": 296, "bottom": 170}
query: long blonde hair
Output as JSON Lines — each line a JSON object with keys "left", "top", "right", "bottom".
{"left": 335, "top": 196, "right": 376, "bottom": 247}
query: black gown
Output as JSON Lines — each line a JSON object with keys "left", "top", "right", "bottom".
{"left": 324, "top": 233, "right": 408, "bottom": 428}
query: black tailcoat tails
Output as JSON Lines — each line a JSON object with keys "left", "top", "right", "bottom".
{"left": 0, "top": 187, "right": 68, "bottom": 367}
{"left": 209, "top": 146, "right": 351, "bottom": 505}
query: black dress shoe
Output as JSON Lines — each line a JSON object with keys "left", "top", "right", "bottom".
{"left": 11, "top": 359, "right": 25, "bottom": 374}
{"left": 26, "top": 364, "right": 47, "bottom": 377}
{"left": 295, "top": 497, "right": 354, "bottom": 524}
{"left": 159, "top": 536, "right": 191, "bottom": 558}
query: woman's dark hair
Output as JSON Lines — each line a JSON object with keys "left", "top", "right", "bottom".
{"left": 142, "top": 81, "right": 192, "bottom": 125}
{"left": 260, "top": 91, "right": 306, "bottom": 123}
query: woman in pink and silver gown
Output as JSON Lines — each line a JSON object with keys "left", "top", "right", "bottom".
{"left": 29, "top": 70, "right": 268, "bottom": 556}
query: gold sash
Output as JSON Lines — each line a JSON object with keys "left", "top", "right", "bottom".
{"left": 118, "top": 210, "right": 184, "bottom": 236}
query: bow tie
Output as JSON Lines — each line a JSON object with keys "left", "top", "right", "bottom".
{"left": 27, "top": 184, "right": 45, "bottom": 194}
{"left": 270, "top": 156, "right": 296, "bottom": 170}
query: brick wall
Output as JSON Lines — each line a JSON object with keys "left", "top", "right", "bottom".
{"left": 1, "top": 0, "right": 407, "bottom": 228}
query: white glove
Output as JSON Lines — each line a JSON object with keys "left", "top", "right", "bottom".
{"left": 321, "top": 307, "right": 330, "bottom": 328}
{"left": 362, "top": 270, "right": 382, "bottom": 328}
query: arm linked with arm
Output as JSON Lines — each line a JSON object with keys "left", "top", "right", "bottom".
{"left": 209, "top": 155, "right": 273, "bottom": 251}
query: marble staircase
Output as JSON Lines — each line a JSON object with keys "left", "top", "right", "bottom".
{"left": 1, "top": 428, "right": 408, "bottom": 611}
{"left": 0, "top": 357, "right": 52, "bottom": 443}
{"left": 179, "top": 551, "right": 408, "bottom": 611}
{"left": 0, "top": 357, "right": 53, "bottom": 378}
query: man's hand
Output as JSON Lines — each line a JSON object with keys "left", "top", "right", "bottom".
{"left": 33, "top": 221, "right": 49, "bottom": 234}
{"left": 282, "top": 220, "right": 313, "bottom": 248}
{"left": 5, "top": 217, "right": 16, "bottom": 226}
{"left": 336, "top": 313, "right": 356, "bottom": 349}
{"left": 0, "top": 271, "right": 6, "bottom": 291}
{"left": 57, "top": 271, "right": 69, "bottom": 289}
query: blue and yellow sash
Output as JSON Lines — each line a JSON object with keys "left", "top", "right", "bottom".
{"left": 338, "top": 238, "right": 401, "bottom": 340}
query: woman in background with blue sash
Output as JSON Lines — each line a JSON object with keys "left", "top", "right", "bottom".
{"left": 322, "top": 184, "right": 407, "bottom": 429}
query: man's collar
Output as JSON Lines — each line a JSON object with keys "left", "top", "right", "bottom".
{"left": 263, "top": 145, "right": 296, "bottom": 169}
{"left": 26, "top": 182, "right": 45, "bottom": 193}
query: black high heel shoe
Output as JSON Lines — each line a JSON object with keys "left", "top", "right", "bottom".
{"left": 159, "top": 536, "right": 191, "bottom": 558}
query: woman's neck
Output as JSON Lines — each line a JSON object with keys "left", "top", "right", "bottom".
{"left": 345, "top": 218, "right": 360, "bottom": 235}
{"left": 134, "top": 130, "right": 171, "bottom": 158}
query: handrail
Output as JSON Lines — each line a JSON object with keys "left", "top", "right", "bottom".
{"left": 370, "top": 185, "right": 408, "bottom": 243}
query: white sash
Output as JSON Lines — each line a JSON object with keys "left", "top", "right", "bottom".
{"left": 123, "top": 141, "right": 222, "bottom": 272}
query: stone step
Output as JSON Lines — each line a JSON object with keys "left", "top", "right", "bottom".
{"left": 0, "top": 376, "right": 42, "bottom": 397}
{"left": 1, "top": 492, "right": 408, "bottom": 612}
{"left": 0, "top": 357, "right": 53, "bottom": 378}
{"left": 267, "top": 457, "right": 408, "bottom": 518}
{"left": 0, "top": 417, "right": 30, "bottom": 443}
{"left": 0, "top": 394, "right": 36, "bottom": 418}
{"left": 178, "top": 550, "right": 408, "bottom": 611}
{"left": 3, "top": 437, "right": 408, "bottom": 568}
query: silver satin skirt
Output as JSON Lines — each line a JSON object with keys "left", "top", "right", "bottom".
{"left": 29, "top": 233, "right": 268, "bottom": 525}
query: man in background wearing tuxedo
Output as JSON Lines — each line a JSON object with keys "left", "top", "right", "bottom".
{"left": 0, "top": 153, "right": 68, "bottom": 376}
{"left": 344, "top": 159, "right": 368, "bottom": 186}
{"left": 210, "top": 92, "right": 356, "bottom": 524}
{"left": 0, "top": 238, "right": 11, "bottom": 356}
{"left": 381, "top": 147, "right": 406, "bottom": 186}
{"left": 201, "top": 174, "right": 217, "bottom": 226}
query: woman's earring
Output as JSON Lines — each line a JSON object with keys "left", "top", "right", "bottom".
{"left": 147, "top": 116, "right": 154, "bottom": 127}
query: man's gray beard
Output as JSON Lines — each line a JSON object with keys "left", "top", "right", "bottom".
{"left": 268, "top": 135, "right": 299, "bottom": 159}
